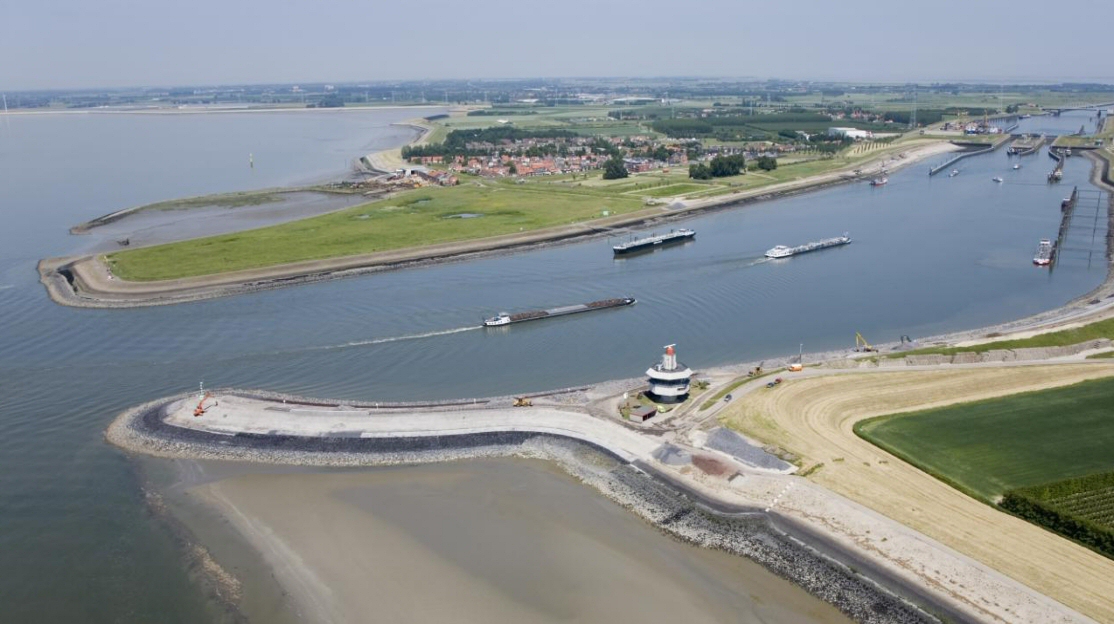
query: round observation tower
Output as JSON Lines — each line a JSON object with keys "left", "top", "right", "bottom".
{"left": 645, "top": 344, "right": 693, "bottom": 403}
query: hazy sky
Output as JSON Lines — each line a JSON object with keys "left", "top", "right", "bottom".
{"left": 2, "top": 0, "right": 1109, "bottom": 90}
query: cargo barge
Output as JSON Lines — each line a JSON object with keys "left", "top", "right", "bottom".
{"left": 766, "top": 234, "right": 852, "bottom": 259}
{"left": 612, "top": 228, "right": 695, "bottom": 255}
{"left": 483, "top": 297, "right": 636, "bottom": 327}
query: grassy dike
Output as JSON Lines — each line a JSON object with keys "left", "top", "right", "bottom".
{"left": 105, "top": 181, "right": 645, "bottom": 281}
{"left": 889, "top": 316, "right": 1114, "bottom": 358}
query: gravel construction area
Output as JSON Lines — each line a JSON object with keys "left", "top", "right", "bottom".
{"left": 705, "top": 427, "right": 793, "bottom": 471}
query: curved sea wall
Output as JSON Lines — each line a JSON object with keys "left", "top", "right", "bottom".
{"left": 107, "top": 392, "right": 939, "bottom": 624}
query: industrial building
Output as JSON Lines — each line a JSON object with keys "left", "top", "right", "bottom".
{"left": 827, "top": 127, "right": 873, "bottom": 140}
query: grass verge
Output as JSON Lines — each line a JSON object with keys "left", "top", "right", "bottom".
{"left": 888, "top": 316, "right": 1114, "bottom": 359}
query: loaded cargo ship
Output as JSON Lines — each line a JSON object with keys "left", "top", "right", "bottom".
{"left": 483, "top": 297, "right": 636, "bottom": 327}
{"left": 766, "top": 234, "right": 852, "bottom": 259}
{"left": 612, "top": 228, "right": 695, "bottom": 255}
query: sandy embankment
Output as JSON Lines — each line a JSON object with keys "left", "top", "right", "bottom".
{"left": 106, "top": 374, "right": 1111, "bottom": 624}
{"left": 721, "top": 364, "right": 1114, "bottom": 624}
{"left": 41, "top": 140, "right": 959, "bottom": 308}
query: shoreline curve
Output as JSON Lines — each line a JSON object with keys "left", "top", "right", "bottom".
{"left": 107, "top": 389, "right": 952, "bottom": 624}
{"left": 40, "top": 140, "right": 958, "bottom": 308}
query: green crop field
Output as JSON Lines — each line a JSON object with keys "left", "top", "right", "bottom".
{"left": 631, "top": 183, "right": 713, "bottom": 197}
{"left": 106, "top": 182, "right": 645, "bottom": 281}
{"left": 1001, "top": 471, "right": 1114, "bottom": 559}
{"left": 855, "top": 376, "right": 1114, "bottom": 502}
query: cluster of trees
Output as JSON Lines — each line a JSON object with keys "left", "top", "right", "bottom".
{"left": 401, "top": 127, "right": 579, "bottom": 160}
{"left": 689, "top": 154, "right": 745, "bottom": 179}
{"left": 602, "top": 157, "right": 629, "bottom": 180}
{"left": 1000, "top": 473, "right": 1114, "bottom": 559}
{"left": 753, "top": 156, "right": 777, "bottom": 171}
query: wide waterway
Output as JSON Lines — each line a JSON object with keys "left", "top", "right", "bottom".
{"left": 0, "top": 109, "right": 1107, "bottom": 621}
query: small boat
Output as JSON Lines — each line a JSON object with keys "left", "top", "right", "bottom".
{"left": 1033, "top": 239, "right": 1053, "bottom": 266}
{"left": 992, "top": 176, "right": 1004, "bottom": 183}
{"left": 869, "top": 177, "right": 888, "bottom": 187}
{"left": 949, "top": 169, "right": 959, "bottom": 177}
{"left": 1012, "top": 164, "right": 1021, "bottom": 170}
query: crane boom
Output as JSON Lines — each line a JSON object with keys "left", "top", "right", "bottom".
{"left": 855, "top": 332, "right": 877, "bottom": 352}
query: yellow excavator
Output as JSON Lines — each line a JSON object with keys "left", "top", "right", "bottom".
{"left": 855, "top": 332, "right": 877, "bottom": 353}
{"left": 513, "top": 397, "right": 533, "bottom": 407}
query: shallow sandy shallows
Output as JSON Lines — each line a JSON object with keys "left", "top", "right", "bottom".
{"left": 195, "top": 460, "right": 849, "bottom": 624}
{"left": 721, "top": 364, "right": 1114, "bottom": 623}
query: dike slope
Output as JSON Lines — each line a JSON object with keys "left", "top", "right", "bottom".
{"left": 42, "top": 141, "right": 957, "bottom": 308}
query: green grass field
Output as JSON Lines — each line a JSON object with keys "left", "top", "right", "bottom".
{"left": 856, "top": 376, "right": 1114, "bottom": 502}
{"left": 631, "top": 183, "right": 714, "bottom": 197}
{"left": 106, "top": 182, "right": 644, "bottom": 281}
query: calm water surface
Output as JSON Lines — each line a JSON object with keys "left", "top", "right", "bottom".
{"left": 0, "top": 109, "right": 1107, "bottom": 620}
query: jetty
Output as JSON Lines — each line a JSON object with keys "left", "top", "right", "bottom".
{"left": 1048, "top": 148, "right": 1067, "bottom": 182}
{"left": 1007, "top": 135, "right": 1046, "bottom": 157}
{"left": 928, "top": 137, "right": 1008, "bottom": 176}
{"left": 1051, "top": 186, "right": 1080, "bottom": 266}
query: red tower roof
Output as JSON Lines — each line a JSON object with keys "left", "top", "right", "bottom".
{"left": 665, "top": 345, "right": 675, "bottom": 356}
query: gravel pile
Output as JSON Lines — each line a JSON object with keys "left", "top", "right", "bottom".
{"left": 651, "top": 443, "right": 692, "bottom": 466}
{"left": 705, "top": 427, "right": 792, "bottom": 471}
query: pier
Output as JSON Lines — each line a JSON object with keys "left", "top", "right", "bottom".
{"left": 1051, "top": 188, "right": 1110, "bottom": 271}
{"left": 1048, "top": 148, "right": 1066, "bottom": 182}
{"left": 928, "top": 137, "right": 1007, "bottom": 176}
{"left": 1007, "top": 135, "right": 1046, "bottom": 157}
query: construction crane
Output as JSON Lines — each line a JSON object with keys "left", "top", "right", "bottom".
{"left": 193, "top": 392, "right": 213, "bottom": 417}
{"left": 855, "top": 332, "right": 877, "bottom": 353}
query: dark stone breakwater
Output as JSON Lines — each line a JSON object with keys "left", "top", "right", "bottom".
{"left": 108, "top": 392, "right": 943, "bottom": 624}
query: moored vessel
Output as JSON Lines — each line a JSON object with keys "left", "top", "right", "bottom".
{"left": 612, "top": 228, "right": 695, "bottom": 255}
{"left": 766, "top": 234, "right": 852, "bottom": 259}
{"left": 483, "top": 297, "right": 636, "bottom": 327}
{"left": 1033, "top": 239, "right": 1053, "bottom": 266}
{"left": 869, "top": 177, "right": 888, "bottom": 187}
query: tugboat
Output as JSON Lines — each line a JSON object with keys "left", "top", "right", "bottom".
{"left": 869, "top": 177, "right": 888, "bottom": 187}
{"left": 1033, "top": 239, "right": 1053, "bottom": 266}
